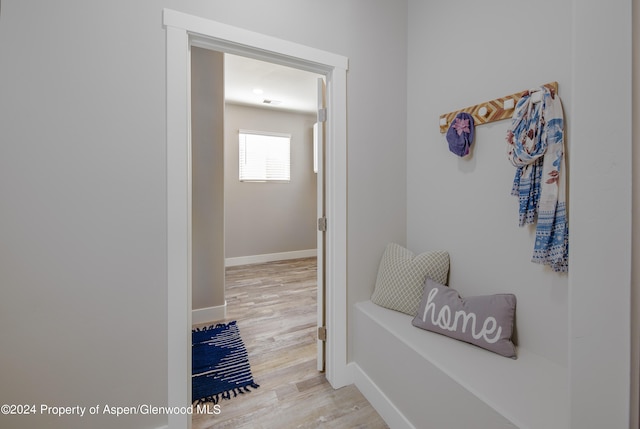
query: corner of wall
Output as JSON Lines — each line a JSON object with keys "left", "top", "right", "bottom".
{"left": 630, "top": 0, "right": 640, "bottom": 427}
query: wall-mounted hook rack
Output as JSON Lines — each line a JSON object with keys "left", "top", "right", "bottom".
{"left": 439, "top": 81, "right": 558, "bottom": 133}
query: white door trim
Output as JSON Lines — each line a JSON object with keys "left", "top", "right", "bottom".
{"left": 163, "top": 9, "right": 349, "bottom": 429}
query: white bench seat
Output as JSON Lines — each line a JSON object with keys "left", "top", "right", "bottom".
{"left": 352, "top": 300, "right": 568, "bottom": 429}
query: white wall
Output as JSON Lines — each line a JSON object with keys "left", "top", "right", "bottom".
{"left": 407, "top": 0, "right": 571, "bottom": 367}
{"left": 191, "top": 47, "right": 225, "bottom": 311}
{"left": 342, "top": 0, "right": 408, "bottom": 346}
{"left": 569, "top": 1, "right": 632, "bottom": 427}
{"left": 224, "top": 104, "right": 317, "bottom": 259}
{"left": 0, "top": 1, "right": 631, "bottom": 428}
{"left": 406, "top": 1, "right": 633, "bottom": 428}
{"left": 0, "top": 1, "right": 408, "bottom": 428}
{"left": 0, "top": 2, "right": 168, "bottom": 428}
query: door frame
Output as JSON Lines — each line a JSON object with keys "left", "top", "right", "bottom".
{"left": 164, "top": 9, "right": 349, "bottom": 429}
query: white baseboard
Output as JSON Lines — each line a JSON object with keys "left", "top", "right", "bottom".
{"left": 192, "top": 301, "right": 227, "bottom": 325}
{"left": 349, "top": 362, "right": 415, "bottom": 429}
{"left": 225, "top": 249, "right": 316, "bottom": 267}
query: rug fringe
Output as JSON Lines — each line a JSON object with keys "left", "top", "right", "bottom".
{"left": 192, "top": 320, "right": 236, "bottom": 333}
{"left": 193, "top": 382, "right": 260, "bottom": 406}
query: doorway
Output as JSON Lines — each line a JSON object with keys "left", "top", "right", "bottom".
{"left": 165, "top": 9, "right": 349, "bottom": 429}
{"left": 222, "top": 53, "right": 322, "bottom": 271}
{"left": 190, "top": 49, "right": 322, "bottom": 323}
{"left": 190, "top": 44, "right": 322, "bottom": 363}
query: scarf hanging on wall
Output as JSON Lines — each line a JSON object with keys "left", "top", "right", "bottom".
{"left": 506, "top": 86, "right": 569, "bottom": 273}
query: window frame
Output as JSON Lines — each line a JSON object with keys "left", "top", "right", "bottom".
{"left": 238, "top": 129, "right": 292, "bottom": 183}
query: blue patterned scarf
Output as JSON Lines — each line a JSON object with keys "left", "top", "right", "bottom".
{"left": 506, "top": 86, "right": 568, "bottom": 273}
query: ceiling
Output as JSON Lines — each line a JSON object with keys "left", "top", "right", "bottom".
{"left": 224, "top": 53, "right": 322, "bottom": 114}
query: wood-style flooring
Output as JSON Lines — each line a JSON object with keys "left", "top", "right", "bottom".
{"left": 192, "top": 257, "right": 388, "bottom": 429}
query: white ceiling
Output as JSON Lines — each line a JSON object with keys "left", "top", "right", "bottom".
{"left": 224, "top": 53, "right": 322, "bottom": 114}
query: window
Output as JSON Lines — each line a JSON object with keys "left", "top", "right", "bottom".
{"left": 238, "top": 130, "right": 291, "bottom": 182}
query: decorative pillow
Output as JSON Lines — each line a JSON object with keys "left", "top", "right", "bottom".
{"left": 371, "top": 243, "right": 450, "bottom": 316}
{"left": 412, "top": 279, "right": 517, "bottom": 358}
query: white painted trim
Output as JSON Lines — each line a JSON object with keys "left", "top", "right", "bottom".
{"left": 324, "top": 67, "right": 350, "bottom": 388}
{"left": 192, "top": 302, "right": 227, "bottom": 325}
{"left": 166, "top": 24, "right": 192, "bottom": 429}
{"left": 163, "top": 9, "right": 348, "bottom": 72}
{"left": 225, "top": 249, "right": 317, "bottom": 267}
{"left": 164, "top": 9, "right": 350, "bottom": 429}
{"left": 349, "top": 362, "right": 415, "bottom": 429}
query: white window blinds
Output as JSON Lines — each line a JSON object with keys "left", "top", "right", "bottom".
{"left": 238, "top": 130, "right": 291, "bottom": 182}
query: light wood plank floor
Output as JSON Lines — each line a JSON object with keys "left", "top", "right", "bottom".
{"left": 192, "top": 257, "right": 388, "bottom": 429}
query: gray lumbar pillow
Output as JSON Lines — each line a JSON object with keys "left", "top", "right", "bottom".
{"left": 371, "top": 243, "right": 450, "bottom": 316}
{"left": 412, "top": 278, "right": 517, "bottom": 358}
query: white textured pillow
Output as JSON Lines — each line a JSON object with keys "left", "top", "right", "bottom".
{"left": 371, "top": 243, "right": 450, "bottom": 315}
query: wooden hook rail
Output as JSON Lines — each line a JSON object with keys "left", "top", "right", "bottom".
{"left": 439, "top": 81, "right": 558, "bottom": 133}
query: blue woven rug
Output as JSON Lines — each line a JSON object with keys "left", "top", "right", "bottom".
{"left": 192, "top": 321, "right": 259, "bottom": 404}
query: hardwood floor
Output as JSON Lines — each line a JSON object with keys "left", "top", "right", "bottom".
{"left": 192, "top": 257, "right": 388, "bottom": 429}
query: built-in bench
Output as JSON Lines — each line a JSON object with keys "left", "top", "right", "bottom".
{"left": 352, "top": 300, "right": 568, "bottom": 429}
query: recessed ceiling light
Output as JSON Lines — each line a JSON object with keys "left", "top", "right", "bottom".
{"left": 252, "top": 88, "right": 263, "bottom": 94}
